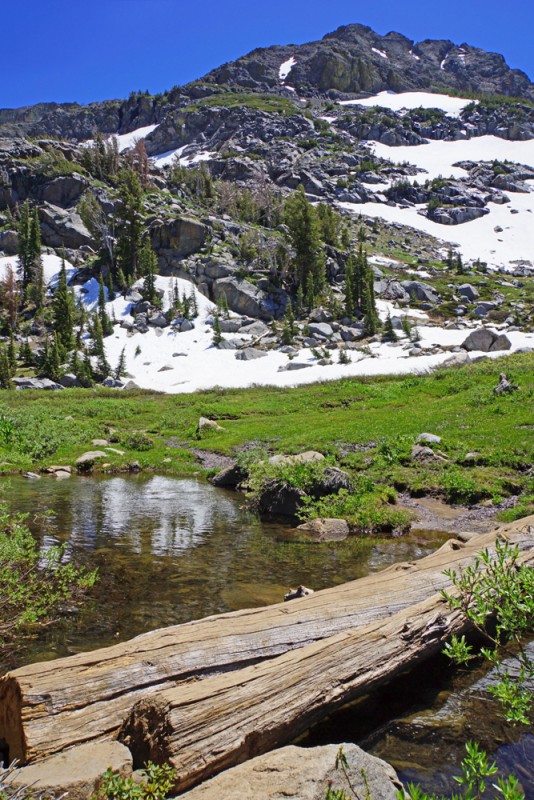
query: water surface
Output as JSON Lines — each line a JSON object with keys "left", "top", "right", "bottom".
{"left": 1, "top": 474, "right": 449, "bottom": 665}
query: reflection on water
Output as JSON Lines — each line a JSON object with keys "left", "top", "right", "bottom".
{"left": 1, "top": 475, "right": 449, "bottom": 667}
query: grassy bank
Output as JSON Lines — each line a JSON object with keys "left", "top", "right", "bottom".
{"left": 0, "top": 352, "right": 532, "bottom": 521}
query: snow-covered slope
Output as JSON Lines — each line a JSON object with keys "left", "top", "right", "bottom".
{"left": 84, "top": 274, "right": 532, "bottom": 394}
{"left": 339, "top": 91, "right": 474, "bottom": 118}
{"left": 340, "top": 135, "right": 534, "bottom": 270}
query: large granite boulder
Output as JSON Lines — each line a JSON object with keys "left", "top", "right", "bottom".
{"left": 5, "top": 740, "right": 132, "bottom": 800}
{"left": 150, "top": 216, "right": 207, "bottom": 270}
{"left": 180, "top": 743, "right": 402, "bottom": 800}
{"left": 462, "top": 329, "right": 511, "bottom": 352}
{"left": 39, "top": 203, "right": 93, "bottom": 249}
{"left": 212, "top": 277, "right": 288, "bottom": 319}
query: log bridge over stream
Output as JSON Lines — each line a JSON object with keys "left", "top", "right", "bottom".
{"left": 1, "top": 515, "right": 533, "bottom": 793}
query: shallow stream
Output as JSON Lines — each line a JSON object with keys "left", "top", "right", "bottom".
{"left": 1, "top": 475, "right": 532, "bottom": 797}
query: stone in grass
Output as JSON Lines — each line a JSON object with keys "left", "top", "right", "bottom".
{"left": 416, "top": 433, "right": 441, "bottom": 444}
{"left": 6, "top": 740, "right": 132, "bottom": 800}
{"left": 197, "top": 417, "right": 225, "bottom": 432}
{"left": 411, "top": 445, "right": 448, "bottom": 464}
{"left": 75, "top": 451, "right": 108, "bottom": 469}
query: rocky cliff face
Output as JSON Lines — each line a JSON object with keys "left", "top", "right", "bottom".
{"left": 203, "top": 23, "right": 534, "bottom": 100}
{"left": 1, "top": 23, "right": 533, "bottom": 143}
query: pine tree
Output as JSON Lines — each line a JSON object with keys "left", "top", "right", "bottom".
{"left": 189, "top": 287, "right": 198, "bottom": 318}
{"left": 285, "top": 301, "right": 295, "bottom": 338}
{"left": 115, "top": 168, "right": 144, "bottom": 280}
{"left": 98, "top": 273, "right": 112, "bottom": 335}
{"left": 344, "top": 254, "right": 356, "bottom": 317}
{"left": 106, "top": 271, "right": 115, "bottom": 302}
{"left": 384, "top": 311, "right": 397, "bottom": 341}
{"left": 0, "top": 346, "right": 12, "bottom": 389}
{"left": 212, "top": 314, "right": 222, "bottom": 346}
{"left": 54, "top": 257, "right": 74, "bottom": 352}
{"left": 41, "top": 334, "right": 62, "bottom": 381}
{"left": 295, "top": 285, "right": 304, "bottom": 317}
{"left": 89, "top": 314, "right": 111, "bottom": 378}
{"left": 139, "top": 239, "right": 158, "bottom": 305}
{"left": 216, "top": 292, "right": 229, "bottom": 320}
{"left": 17, "top": 200, "right": 32, "bottom": 290}
{"left": 81, "top": 347, "right": 95, "bottom": 386}
{"left": 30, "top": 207, "right": 44, "bottom": 309}
{"left": 1, "top": 264, "right": 19, "bottom": 331}
{"left": 283, "top": 185, "right": 325, "bottom": 303}
{"left": 7, "top": 334, "right": 17, "bottom": 373}
{"left": 353, "top": 243, "right": 367, "bottom": 311}
{"left": 456, "top": 253, "right": 464, "bottom": 275}
{"left": 114, "top": 347, "right": 127, "bottom": 380}
{"left": 19, "top": 338, "right": 33, "bottom": 365}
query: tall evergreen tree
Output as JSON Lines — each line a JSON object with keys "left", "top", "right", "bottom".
{"left": 139, "top": 239, "right": 158, "bottom": 305}
{"left": 17, "top": 200, "right": 32, "bottom": 290}
{"left": 283, "top": 185, "right": 325, "bottom": 303}
{"left": 7, "top": 334, "right": 17, "bottom": 373}
{"left": 98, "top": 273, "right": 113, "bottom": 335}
{"left": 115, "top": 168, "right": 144, "bottom": 280}
{"left": 30, "top": 207, "right": 44, "bottom": 309}
{"left": 53, "top": 257, "right": 74, "bottom": 352}
{"left": 0, "top": 346, "right": 12, "bottom": 389}
{"left": 344, "top": 253, "right": 356, "bottom": 317}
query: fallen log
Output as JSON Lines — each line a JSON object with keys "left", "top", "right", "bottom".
{"left": 0, "top": 516, "right": 532, "bottom": 765}
{"left": 115, "top": 593, "right": 493, "bottom": 792}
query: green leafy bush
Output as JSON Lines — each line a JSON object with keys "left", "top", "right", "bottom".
{"left": 0, "top": 506, "right": 97, "bottom": 652}
{"left": 94, "top": 762, "right": 176, "bottom": 800}
{"left": 121, "top": 432, "right": 154, "bottom": 451}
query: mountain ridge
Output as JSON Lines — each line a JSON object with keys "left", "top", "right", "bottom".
{"left": 1, "top": 22, "right": 533, "bottom": 142}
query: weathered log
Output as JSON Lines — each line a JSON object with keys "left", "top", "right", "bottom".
{"left": 115, "top": 594, "right": 488, "bottom": 792}
{"left": 0, "top": 517, "right": 532, "bottom": 766}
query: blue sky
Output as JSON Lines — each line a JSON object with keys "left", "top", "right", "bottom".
{"left": 3, "top": 0, "right": 534, "bottom": 108}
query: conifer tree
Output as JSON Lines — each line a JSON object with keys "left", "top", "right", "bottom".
{"left": 384, "top": 310, "right": 397, "bottom": 341}
{"left": 344, "top": 254, "right": 355, "bottom": 317}
{"left": 7, "top": 334, "right": 17, "bottom": 373}
{"left": 17, "top": 200, "right": 32, "bottom": 290}
{"left": 53, "top": 257, "right": 74, "bottom": 352}
{"left": 41, "top": 334, "right": 62, "bottom": 381}
{"left": 189, "top": 287, "right": 198, "bottom": 318}
{"left": 139, "top": 239, "right": 158, "bottom": 305}
{"left": 114, "top": 347, "right": 127, "bottom": 380}
{"left": 0, "top": 346, "right": 12, "bottom": 389}
{"left": 115, "top": 168, "right": 144, "bottom": 279}
{"left": 212, "top": 314, "right": 222, "bottom": 346}
{"left": 98, "top": 273, "right": 113, "bottom": 335}
{"left": 283, "top": 185, "right": 325, "bottom": 303}
{"left": 19, "top": 338, "right": 33, "bottom": 365}
{"left": 30, "top": 207, "right": 44, "bottom": 309}
{"left": 106, "top": 271, "right": 115, "bottom": 302}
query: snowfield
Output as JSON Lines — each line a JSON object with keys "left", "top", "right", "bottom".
{"left": 4, "top": 256, "right": 532, "bottom": 394}
{"left": 370, "top": 136, "right": 534, "bottom": 181}
{"left": 339, "top": 134, "right": 534, "bottom": 271}
{"left": 339, "top": 90, "right": 474, "bottom": 118}
{"left": 93, "top": 275, "right": 533, "bottom": 394}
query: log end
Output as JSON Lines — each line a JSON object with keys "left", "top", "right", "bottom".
{"left": 118, "top": 698, "right": 171, "bottom": 771}
{"left": 0, "top": 675, "right": 26, "bottom": 765}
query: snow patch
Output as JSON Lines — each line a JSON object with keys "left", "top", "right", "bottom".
{"left": 339, "top": 91, "right": 473, "bottom": 118}
{"left": 0, "top": 253, "right": 76, "bottom": 288}
{"left": 114, "top": 125, "right": 159, "bottom": 152}
{"left": 152, "top": 147, "right": 216, "bottom": 170}
{"left": 279, "top": 57, "right": 296, "bottom": 81}
{"left": 372, "top": 48, "right": 388, "bottom": 60}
